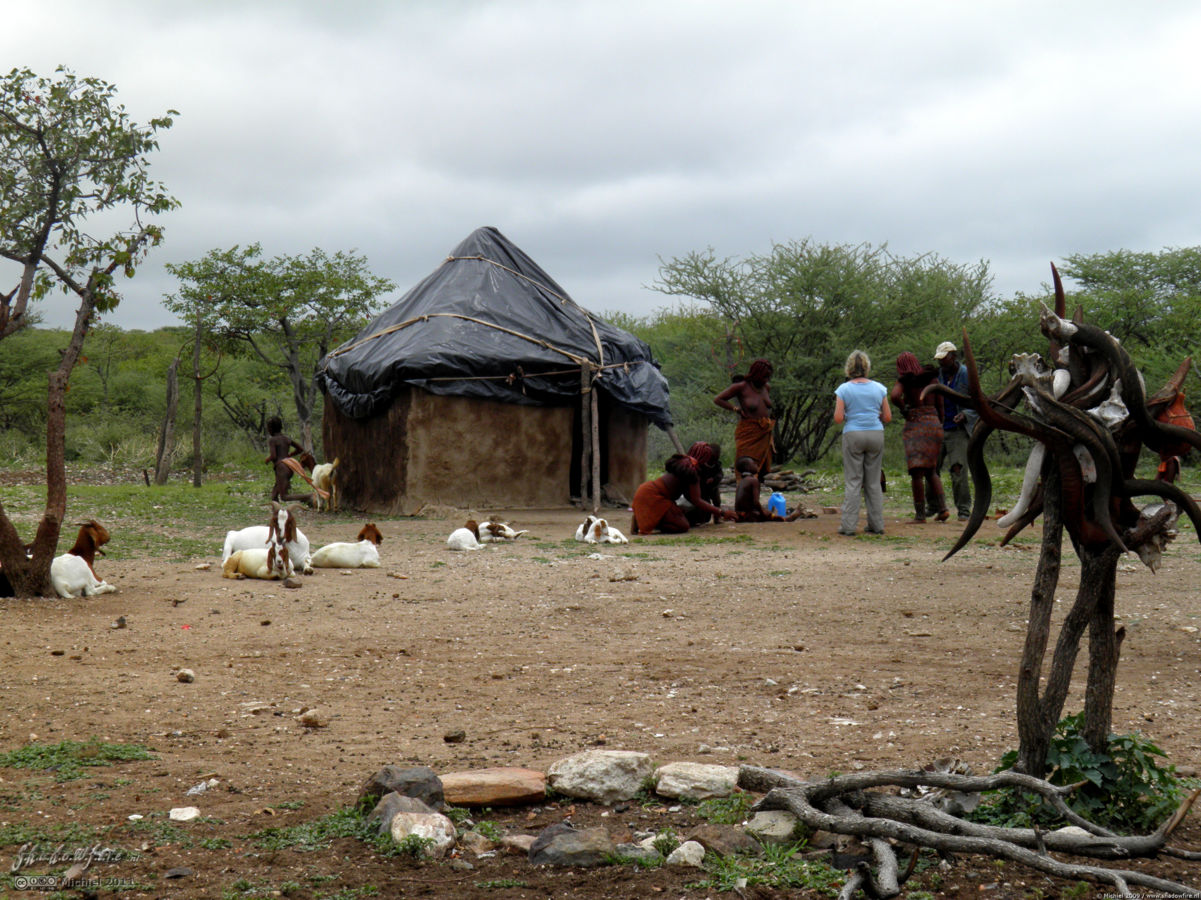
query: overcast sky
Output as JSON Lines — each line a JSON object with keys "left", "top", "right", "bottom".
{"left": 7, "top": 0, "right": 1201, "bottom": 332}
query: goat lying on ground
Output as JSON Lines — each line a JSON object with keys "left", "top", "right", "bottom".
{"left": 310, "top": 458, "right": 339, "bottom": 511}
{"left": 222, "top": 504, "right": 292, "bottom": 579}
{"left": 478, "top": 519, "right": 528, "bottom": 541}
{"left": 447, "top": 519, "right": 482, "bottom": 551}
{"left": 573, "top": 514, "right": 629, "bottom": 545}
{"left": 51, "top": 520, "right": 117, "bottom": 598}
{"left": 311, "top": 522, "right": 382, "bottom": 568}
{"left": 222, "top": 503, "right": 313, "bottom": 574}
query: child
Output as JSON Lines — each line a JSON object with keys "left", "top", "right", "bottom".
{"left": 266, "top": 416, "right": 305, "bottom": 502}
{"left": 734, "top": 456, "right": 804, "bottom": 522}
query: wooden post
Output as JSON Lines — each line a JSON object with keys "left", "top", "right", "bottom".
{"left": 591, "top": 373, "right": 601, "bottom": 515}
{"left": 191, "top": 322, "right": 203, "bottom": 488}
{"left": 579, "top": 364, "right": 592, "bottom": 509}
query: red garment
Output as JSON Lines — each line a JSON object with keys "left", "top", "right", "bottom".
{"left": 632, "top": 476, "right": 681, "bottom": 535}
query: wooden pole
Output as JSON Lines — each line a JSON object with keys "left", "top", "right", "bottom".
{"left": 591, "top": 373, "right": 601, "bottom": 515}
{"left": 579, "top": 365, "right": 592, "bottom": 509}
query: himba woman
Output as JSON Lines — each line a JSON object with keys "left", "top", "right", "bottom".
{"left": 631, "top": 452, "right": 736, "bottom": 535}
{"left": 889, "top": 351, "right": 949, "bottom": 523}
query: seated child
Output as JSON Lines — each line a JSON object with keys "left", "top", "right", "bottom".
{"left": 734, "top": 456, "right": 804, "bottom": 522}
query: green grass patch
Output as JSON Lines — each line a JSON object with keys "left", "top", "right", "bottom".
{"left": 688, "top": 842, "right": 843, "bottom": 894}
{"left": 0, "top": 739, "right": 156, "bottom": 782}
{"left": 696, "top": 790, "right": 753, "bottom": 824}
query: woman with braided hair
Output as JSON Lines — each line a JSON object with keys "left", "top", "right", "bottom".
{"left": 682, "top": 440, "right": 725, "bottom": 526}
{"left": 631, "top": 452, "right": 736, "bottom": 535}
{"left": 889, "top": 351, "right": 949, "bottom": 523}
{"left": 714, "top": 358, "right": 775, "bottom": 479}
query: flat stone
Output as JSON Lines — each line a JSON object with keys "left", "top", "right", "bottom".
{"left": 440, "top": 767, "right": 546, "bottom": 807}
{"left": 546, "top": 750, "right": 653, "bottom": 804}
{"left": 686, "top": 823, "right": 761, "bottom": 857}
{"left": 529, "top": 824, "right": 615, "bottom": 867}
{"left": 654, "top": 761, "right": 739, "bottom": 800}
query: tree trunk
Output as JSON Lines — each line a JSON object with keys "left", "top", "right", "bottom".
{"left": 1083, "top": 545, "right": 1123, "bottom": 752}
{"left": 1014, "top": 466, "right": 1064, "bottom": 776}
{"left": 154, "top": 358, "right": 180, "bottom": 485}
{"left": 192, "top": 327, "right": 203, "bottom": 487}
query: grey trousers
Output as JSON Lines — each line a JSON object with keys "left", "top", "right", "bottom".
{"left": 932, "top": 424, "right": 972, "bottom": 518}
{"left": 840, "top": 430, "right": 885, "bottom": 534}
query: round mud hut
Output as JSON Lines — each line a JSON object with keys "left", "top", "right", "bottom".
{"left": 317, "top": 226, "right": 673, "bottom": 515}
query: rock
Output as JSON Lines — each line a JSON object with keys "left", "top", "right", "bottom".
{"left": 613, "top": 842, "right": 663, "bottom": 864}
{"left": 390, "top": 810, "right": 456, "bottom": 858}
{"left": 366, "top": 792, "right": 436, "bottom": 835}
{"left": 359, "top": 765, "right": 444, "bottom": 810}
{"left": 298, "top": 709, "right": 328, "bottom": 728}
{"left": 442, "top": 729, "right": 466, "bottom": 743}
{"left": 283, "top": 576, "right": 303, "bottom": 589}
{"left": 666, "top": 840, "right": 706, "bottom": 866}
{"left": 501, "top": 834, "right": 536, "bottom": 855}
{"left": 440, "top": 767, "right": 546, "bottom": 807}
{"left": 546, "top": 750, "right": 654, "bottom": 803}
{"left": 745, "top": 809, "right": 801, "bottom": 845}
{"left": 528, "top": 823, "right": 615, "bottom": 867}
{"left": 176, "top": 669, "right": 195, "bottom": 683}
{"left": 686, "top": 824, "right": 761, "bottom": 857}
{"left": 168, "top": 806, "right": 200, "bottom": 822}
{"left": 164, "top": 867, "right": 193, "bottom": 879}
{"left": 460, "top": 830, "right": 498, "bottom": 856}
{"left": 654, "top": 762, "right": 739, "bottom": 800}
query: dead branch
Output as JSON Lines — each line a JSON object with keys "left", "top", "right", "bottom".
{"left": 739, "top": 766, "right": 1196, "bottom": 898}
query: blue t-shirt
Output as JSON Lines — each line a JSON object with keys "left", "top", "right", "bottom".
{"left": 835, "top": 379, "right": 888, "bottom": 432}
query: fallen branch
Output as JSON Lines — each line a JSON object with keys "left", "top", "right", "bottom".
{"left": 739, "top": 766, "right": 1197, "bottom": 898}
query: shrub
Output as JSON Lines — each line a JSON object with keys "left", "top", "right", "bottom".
{"left": 971, "top": 713, "right": 1183, "bottom": 833}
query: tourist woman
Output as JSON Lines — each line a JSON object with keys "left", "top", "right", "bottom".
{"left": 834, "top": 350, "right": 891, "bottom": 536}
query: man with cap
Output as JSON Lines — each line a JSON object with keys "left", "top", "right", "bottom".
{"left": 930, "top": 341, "right": 978, "bottom": 521}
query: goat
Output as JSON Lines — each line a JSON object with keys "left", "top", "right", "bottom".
{"left": 311, "top": 522, "right": 382, "bottom": 568}
{"left": 574, "top": 514, "right": 629, "bottom": 545}
{"left": 447, "top": 519, "right": 483, "bottom": 551}
{"left": 50, "top": 520, "right": 117, "bottom": 598}
{"left": 478, "top": 519, "right": 528, "bottom": 542}
{"left": 310, "top": 458, "right": 339, "bottom": 512}
{"left": 222, "top": 543, "right": 291, "bottom": 580}
{"left": 222, "top": 503, "right": 314, "bottom": 575}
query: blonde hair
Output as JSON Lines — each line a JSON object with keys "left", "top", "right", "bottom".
{"left": 844, "top": 349, "right": 871, "bottom": 379}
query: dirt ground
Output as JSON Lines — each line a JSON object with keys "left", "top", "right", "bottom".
{"left": 2, "top": 490, "right": 1200, "bottom": 898}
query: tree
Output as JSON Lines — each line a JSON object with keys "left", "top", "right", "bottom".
{"left": 165, "top": 245, "right": 394, "bottom": 453}
{"left": 653, "top": 240, "right": 993, "bottom": 464}
{"left": 0, "top": 66, "right": 177, "bottom": 597}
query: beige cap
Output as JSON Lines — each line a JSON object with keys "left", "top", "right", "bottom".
{"left": 934, "top": 341, "right": 957, "bottom": 361}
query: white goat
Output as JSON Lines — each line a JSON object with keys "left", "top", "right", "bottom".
{"left": 310, "top": 458, "right": 339, "bottom": 512}
{"left": 222, "top": 503, "right": 313, "bottom": 575}
{"left": 51, "top": 520, "right": 117, "bottom": 598}
{"left": 311, "top": 523, "right": 382, "bottom": 568}
{"left": 478, "top": 519, "right": 528, "bottom": 542}
{"left": 447, "top": 519, "right": 483, "bottom": 551}
{"left": 574, "top": 514, "right": 629, "bottom": 545}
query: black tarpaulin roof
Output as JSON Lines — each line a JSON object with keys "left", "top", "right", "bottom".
{"left": 318, "top": 227, "right": 673, "bottom": 428}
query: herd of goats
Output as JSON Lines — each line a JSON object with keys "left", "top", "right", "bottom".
{"left": 30, "top": 503, "right": 628, "bottom": 599}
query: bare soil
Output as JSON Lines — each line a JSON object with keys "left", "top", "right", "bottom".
{"left": 2, "top": 492, "right": 1200, "bottom": 898}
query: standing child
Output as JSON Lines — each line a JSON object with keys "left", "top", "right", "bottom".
{"left": 266, "top": 416, "right": 305, "bottom": 502}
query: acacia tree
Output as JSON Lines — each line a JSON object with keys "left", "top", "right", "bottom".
{"left": 165, "top": 245, "right": 393, "bottom": 452}
{"left": 654, "top": 240, "right": 993, "bottom": 463}
{"left": 0, "top": 66, "right": 177, "bottom": 597}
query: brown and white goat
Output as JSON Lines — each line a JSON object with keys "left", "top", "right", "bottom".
{"left": 222, "top": 503, "right": 313, "bottom": 575}
{"left": 310, "top": 522, "right": 382, "bottom": 568}
{"left": 50, "top": 520, "right": 117, "bottom": 598}
{"left": 447, "top": 519, "right": 482, "bottom": 551}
